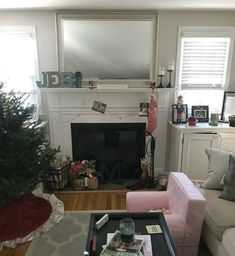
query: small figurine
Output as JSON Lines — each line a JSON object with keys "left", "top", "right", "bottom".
{"left": 176, "top": 95, "right": 184, "bottom": 123}
{"left": 88, "top": 80, "right": 96, "bottom": 89}
{"left": 150, "top": 80, "right": 156, "bottom": 89}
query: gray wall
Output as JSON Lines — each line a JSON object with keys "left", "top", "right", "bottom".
{"left": 0, "top": 11, "right": 57, "bottom": 71}
{"left": 1, "top": 10, "right": 235, "bottom": 90}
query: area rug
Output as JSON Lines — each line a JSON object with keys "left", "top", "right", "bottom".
{"left": 26, "top": 210, "right": 126, "bottom": 256}
{"left": 25, "top": 211, "right": 90, "bottom": 256}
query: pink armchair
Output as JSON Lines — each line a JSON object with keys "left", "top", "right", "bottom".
{"left": 126, "top": 172, "right": 206, "bottom": 256}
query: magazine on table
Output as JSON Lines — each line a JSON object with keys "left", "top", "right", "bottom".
{"left": 100, "top": 230, "right": 152, "bottom": 256}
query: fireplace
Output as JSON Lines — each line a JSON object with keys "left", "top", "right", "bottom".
{"left": 71, "top": 123, "right": 146, "bottom": 180}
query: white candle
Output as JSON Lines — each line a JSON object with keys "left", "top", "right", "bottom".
{"left": 158, "top": 66, "right": 165, "bottom": 76}
{"left": 168, "top": 61, "right": 175, "bottom": 71}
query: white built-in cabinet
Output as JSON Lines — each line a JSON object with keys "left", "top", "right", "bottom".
{"left": 168, "top": 123, "right": 235, "bottom": 181}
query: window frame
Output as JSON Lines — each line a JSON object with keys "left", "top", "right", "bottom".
{"left": 175, "top": 26, "right": 235, "bottom": 90}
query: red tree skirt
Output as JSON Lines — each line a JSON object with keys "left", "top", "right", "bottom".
{"left": 0, "top": 193, "right": 52, "bottom": 242}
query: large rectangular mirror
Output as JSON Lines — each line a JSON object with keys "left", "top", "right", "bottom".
{"left": 57, "top": 12, "right": 158, "bottom": 87}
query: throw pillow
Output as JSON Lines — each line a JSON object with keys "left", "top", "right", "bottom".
{"left": 201, "top": 148, "right": 231, "bottom": 190}
{"left": 219, "top": 154, "right": 235, "bottom": 201}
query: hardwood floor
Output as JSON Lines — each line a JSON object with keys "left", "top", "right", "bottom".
{"left": 56, "top": 190, "right": 127, "bottom": 211}
{"left": 0, "top": 190, "right": 127, "bottom": 256}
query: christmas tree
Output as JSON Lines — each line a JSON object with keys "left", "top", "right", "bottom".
{"left": 0, "top": 88, "right": 59, "bottom": 208}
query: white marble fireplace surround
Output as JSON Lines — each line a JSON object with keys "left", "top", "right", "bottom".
{"left": 39, "top": 88, "right": 172, "bottom": 174}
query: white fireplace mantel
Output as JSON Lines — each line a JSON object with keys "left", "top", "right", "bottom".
{"left": 39, "top": 88, "right": 173, "bottom": 173}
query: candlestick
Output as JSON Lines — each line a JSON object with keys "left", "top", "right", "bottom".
{"left": 158, "top": 75, "right": 164, "bottom": 88}
{"left": 167, "top": 70, "right": 173, "bottom": 88}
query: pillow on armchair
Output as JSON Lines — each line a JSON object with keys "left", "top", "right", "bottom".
{"left": 201, "top": 148, "right": 231, "bottom": 190}
{"left": 219, "top": 154, "right": 235, "bottom": 201}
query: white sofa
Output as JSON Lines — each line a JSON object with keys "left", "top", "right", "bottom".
{"left": 198, "top": 148, "right": 235, "bottom": 256}
{"left": 200, "top": 188, "right": 235, "bottom": 256}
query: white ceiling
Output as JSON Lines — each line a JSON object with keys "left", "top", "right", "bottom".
{"left": 1, "top": 0, "right": 235, "bottom": 10}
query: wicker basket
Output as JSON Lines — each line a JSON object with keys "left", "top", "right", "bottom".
{"left": 44, "top": 164, "right": 70, "bottom": 190}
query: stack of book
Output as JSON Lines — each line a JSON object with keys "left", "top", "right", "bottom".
{"left": 100, "top": 230, "right": 152, "bottom": 256}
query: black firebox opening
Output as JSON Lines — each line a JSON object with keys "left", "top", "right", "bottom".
{"left": 71, "top": 123, "right": 146, "bottom": 180}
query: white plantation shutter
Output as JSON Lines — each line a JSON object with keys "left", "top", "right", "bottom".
{"left": 176, "top": 27, "right": 234, "bottom": 114}
{"left": 180, "top": 37, "right": 230, "bottom": 89}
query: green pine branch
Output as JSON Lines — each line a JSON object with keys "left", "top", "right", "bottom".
{"left": 0, "top": 90, "right": 59, "bottom": 208}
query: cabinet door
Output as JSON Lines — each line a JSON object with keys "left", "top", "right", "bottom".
{"left": 219, "top": 133, "right": 235, "bottom": 152}
{"left": 182, "top": 133, "right": 220, "bottom": 181}
{"left": 168, "top": 126, "right": 183, "bottom": 172}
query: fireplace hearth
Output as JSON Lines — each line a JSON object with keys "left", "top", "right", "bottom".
{"left": 71, "top": 123, "right": 146, "bottom": 181}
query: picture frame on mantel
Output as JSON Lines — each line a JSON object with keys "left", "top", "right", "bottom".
{"left": 191, "top": 105, "right": 209, "bottom": 122}
{"left": 221, "top": 91, "right": 235, "bottom": 122}
{"left": 172, "top": 104, "right": 188, "bottom": 123}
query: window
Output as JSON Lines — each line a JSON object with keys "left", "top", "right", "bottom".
{"left": 180, "top": 37, "right": 230, "bottom": 89}
{"left": 177, "top": 27, "right": 234, "bottom": 89}
{"left": 176, "top": 27, "right": 235, "bottom": 117}
{"left": 0, "top": 26, "right": 39, "bottom": 105}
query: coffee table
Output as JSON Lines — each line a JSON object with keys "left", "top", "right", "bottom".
{"left": 85, "top": 212, "right": 178, "bottom": 255}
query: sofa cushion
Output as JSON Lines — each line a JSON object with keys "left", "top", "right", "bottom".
{"left": 201, "top": 148, "right": 231, "bottom": 190}
{"left": 222, "top": 228, "right": 235, "bottom": 256}
{"left": 220, "top": 154, "right": 235, "bottom": 201}
{"left": 200, "top": 188, "right": 235, "bottom": 240}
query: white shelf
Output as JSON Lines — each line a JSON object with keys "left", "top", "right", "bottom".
{"left": 38, "top": 87, "right": 176, "bottom": 93}
{"left": 169, "top": 122, "right": 235, "bottom": 133}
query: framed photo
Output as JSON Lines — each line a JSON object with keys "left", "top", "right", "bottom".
{"left": 221, "top": 91, "right": 235, "bottom": 122}
{"left": 139, "top": 102, "right": 149, "bottom": 117}
{"left": 191, "top": 105, "right": 209, "bottom": 122}
{"left": 172, "top": 104, "right": 188, "bottom": 123}
{"left": 92, "top": 100, "right": 107, "bottom": 114}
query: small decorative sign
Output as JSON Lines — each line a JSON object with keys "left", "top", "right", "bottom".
{"left": 36, "top": 71, "right": 82, "bottom": 88}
